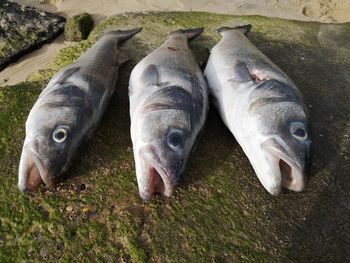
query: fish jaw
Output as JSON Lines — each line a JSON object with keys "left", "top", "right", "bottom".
{"left": 257, "top": 136, "right": 306, "bottom": 195}
{"left": 261, "top": 137, "right": 306, "bottom": 192}
{"left": 136, "top": 144, "right": 174, "bottom": 201}
{"left": 18, "top": 140, "right": 52, "bottom": 193}
{"left": 247, "top": 145, "right": 283, "bottom": 196}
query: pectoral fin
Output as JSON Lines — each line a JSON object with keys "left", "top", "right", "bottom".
{"left": 140, "top": 64, "right": 159, "bottom": 87}
{"left": 230, "top": 61, "right": 252, "bottom": 82}
{"left": 118, "top": 52, "right": 129, "bottom": 65}
{"left": 48, "top": 66, "right": 80, "bottom": 86}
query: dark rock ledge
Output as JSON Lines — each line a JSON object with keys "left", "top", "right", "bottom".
{"left": 0, "top": 0, "right": 65, "bottom": 71}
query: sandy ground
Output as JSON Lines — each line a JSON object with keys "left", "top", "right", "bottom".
{"left": 0, "top": 35, "right": 68, "bottom": 86}
{"left": 1, "top": 0, "right": 349, "bottom": 86}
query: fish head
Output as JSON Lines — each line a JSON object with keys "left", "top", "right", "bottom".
{"left": 18, "top": 85, "right": 92, "bottom": 193}
{"left": 133, "top": 108, "right": 192, "bottom": 200}
{"left": 247, "top": 81, "right": 311, "bottom": 196}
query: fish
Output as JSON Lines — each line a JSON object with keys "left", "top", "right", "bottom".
{"left": 129, "top": 28, "right": 208, "bottom": 200}
{"left": 18, "top": 28, "right": 142, "bottom": 193}
{"left": 204, "top": 25, "right": 311, "bottom": 196}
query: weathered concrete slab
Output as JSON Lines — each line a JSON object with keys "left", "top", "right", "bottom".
{"left": 0, "top": 12, "right": 349, "bottom": 262}
{"left": 0, "top": 0, "right": 65, "bottom": 71}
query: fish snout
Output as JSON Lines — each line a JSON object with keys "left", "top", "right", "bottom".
{"left": 137, "top": 144, "right": 176, "bottom": 200}
{"left": 18, "top": 140, "right": 52, "bottom": 193}
{"left": 261, "top": 137, "right": 307, "bottom": 194}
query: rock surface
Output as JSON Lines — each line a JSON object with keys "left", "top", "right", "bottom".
{"left": 0, "top": 0, "right": 65, "bottom": 71}
{"left": 1, "top": 0, "right": 348, "bottom": 86}
{"left": 64, "top": 13, "right": 94, "bottom": 42}
{"left": 0, "top": 12, "right": 349, "bottom": 262}
{"left": 11, "top": 0, "right": 350, "bottom": 23}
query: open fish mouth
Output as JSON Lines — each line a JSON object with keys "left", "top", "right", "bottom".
{"left": 138, "top": 145, "right": 174, "bottom": 200}
{"left": 261, "top": 137, "right": 306, "bottom": 195}
{"left": 18, "top": 142, "right": 52, "bottom": 193}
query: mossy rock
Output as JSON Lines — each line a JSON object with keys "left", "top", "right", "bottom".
{"left": 64, "top": 13, "right": 94, "bottom": 42}
{"left": 0, "top": 12, "right": 350, "bottom": 262}
{"left": 0, "top": 0, "right": 65, "bottom": 70}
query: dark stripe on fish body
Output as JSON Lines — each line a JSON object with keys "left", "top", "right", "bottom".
{"left": 248, "top": 79, "right": 302, "bottom": 113}
{"left": 81, "top": 63, "right": 118, "bottom": 87}
{"left": 166, "top": 67, "right": 206, "bottom": 109}
{"left": 39, "top": 83, "right": 100, "bottom": 122}
{"left": 75, "top": 39, "right": 120, "bottom": 92}
{"left": 143, "top": 86, "right": 202, "bottom": 130}
{"left": 143, "top": 86, "right": 194, "bottom": 112}
{"left": 45, "top": 84, "right": 94, "bottom": 106}
{"left": 40, "top": 85, "right": 94, "bottom": 126}
{"left": 168, "top": 67, "right": 204, "bottom": 92}
{"left": 176, "top": 68, "right": 206, "bottom": 127}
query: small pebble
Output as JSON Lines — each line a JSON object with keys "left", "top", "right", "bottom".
{"left": 66, "top": 205, "right": 73, "bottom": 212}
{"left": 82, "top": 205, "right": 91, "bottom": 213}
{"left": 40, "top": 248, "right": 48, "bottom": 259}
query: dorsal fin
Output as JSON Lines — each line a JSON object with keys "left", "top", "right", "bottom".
{"left": 218, "top": 25, "right": 252, "bottom": 36}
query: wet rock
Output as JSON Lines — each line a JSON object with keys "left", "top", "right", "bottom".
{"left": 0, "top": 0, "right": 65, "bottom": 71}
{"left": 64, "top": 13, "right": 94, "bottom": 42}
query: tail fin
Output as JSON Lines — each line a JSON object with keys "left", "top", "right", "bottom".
{"left": 104, "top": 28, "right": 142, "bottom": 42}
{"left": 171, "top": 27, "right": 204, "bottom": 41}
{"left": 218, "top": 25, "right": 252, "bottom": 36}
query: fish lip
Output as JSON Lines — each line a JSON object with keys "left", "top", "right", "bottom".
{"left": 138, "top": 145, "right": 174, "bottom": 200}
{"left": 18, "top": 141, "right": 53, "bottom": 193}
{"left": 261, "top": 137, "right": 306, "bottom": 194}
{"left": 141, "top": 162, "right": 174, "bottom": 201}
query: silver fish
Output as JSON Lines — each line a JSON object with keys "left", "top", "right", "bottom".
{"left": 18, "top": 28, "right": 142, "bottom": 192}
{"left": 129, "top": 28, "right": 208, "bottom": 200}
{"left": 204, "top": 25, "right": 311, "bottom": 196}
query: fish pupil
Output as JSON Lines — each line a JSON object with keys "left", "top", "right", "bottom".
{"left": 55, "top": 132, "right": 65, "bottom": 139}
{"left": 294, "top": 128, "right": 306, "bottom": 138}
{"left": 169, "top": 134, "right": 181, "bottom": 147}
{"left": 53, "top": 128, "right": 68, "bottom": 142}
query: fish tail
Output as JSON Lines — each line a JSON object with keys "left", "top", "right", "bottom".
{"left": 218, "top": 24, "right": 252, "bottom": 36}
{"left": 104, "top": 28, "right": 142, "bottom": 42}
{"left": 171, "top": 27, "right": 204, "bottom": 41}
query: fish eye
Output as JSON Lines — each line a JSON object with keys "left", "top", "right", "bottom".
{"left": 290, "top": 122, "right": 308, "bottom": 141}
{"left": 53, "top": 127, "right": 68, "bottom": 143}
{"left": 167, "top": 129, "right": 184, "bottom": 151}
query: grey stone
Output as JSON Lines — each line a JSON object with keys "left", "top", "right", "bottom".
{"left": 0, "top": 0, "right": 65, "bottom": 71}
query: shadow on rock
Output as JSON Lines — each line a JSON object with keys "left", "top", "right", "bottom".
{"left": 252, "top": 24, "right": 350, "bottom": 261}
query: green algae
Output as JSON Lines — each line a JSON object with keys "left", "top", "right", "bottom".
{"left": 0, "top": 12, "right": 349, "bottom": 262}
{"left": 65, "top": 13, "right": 94, "bottom": 42}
